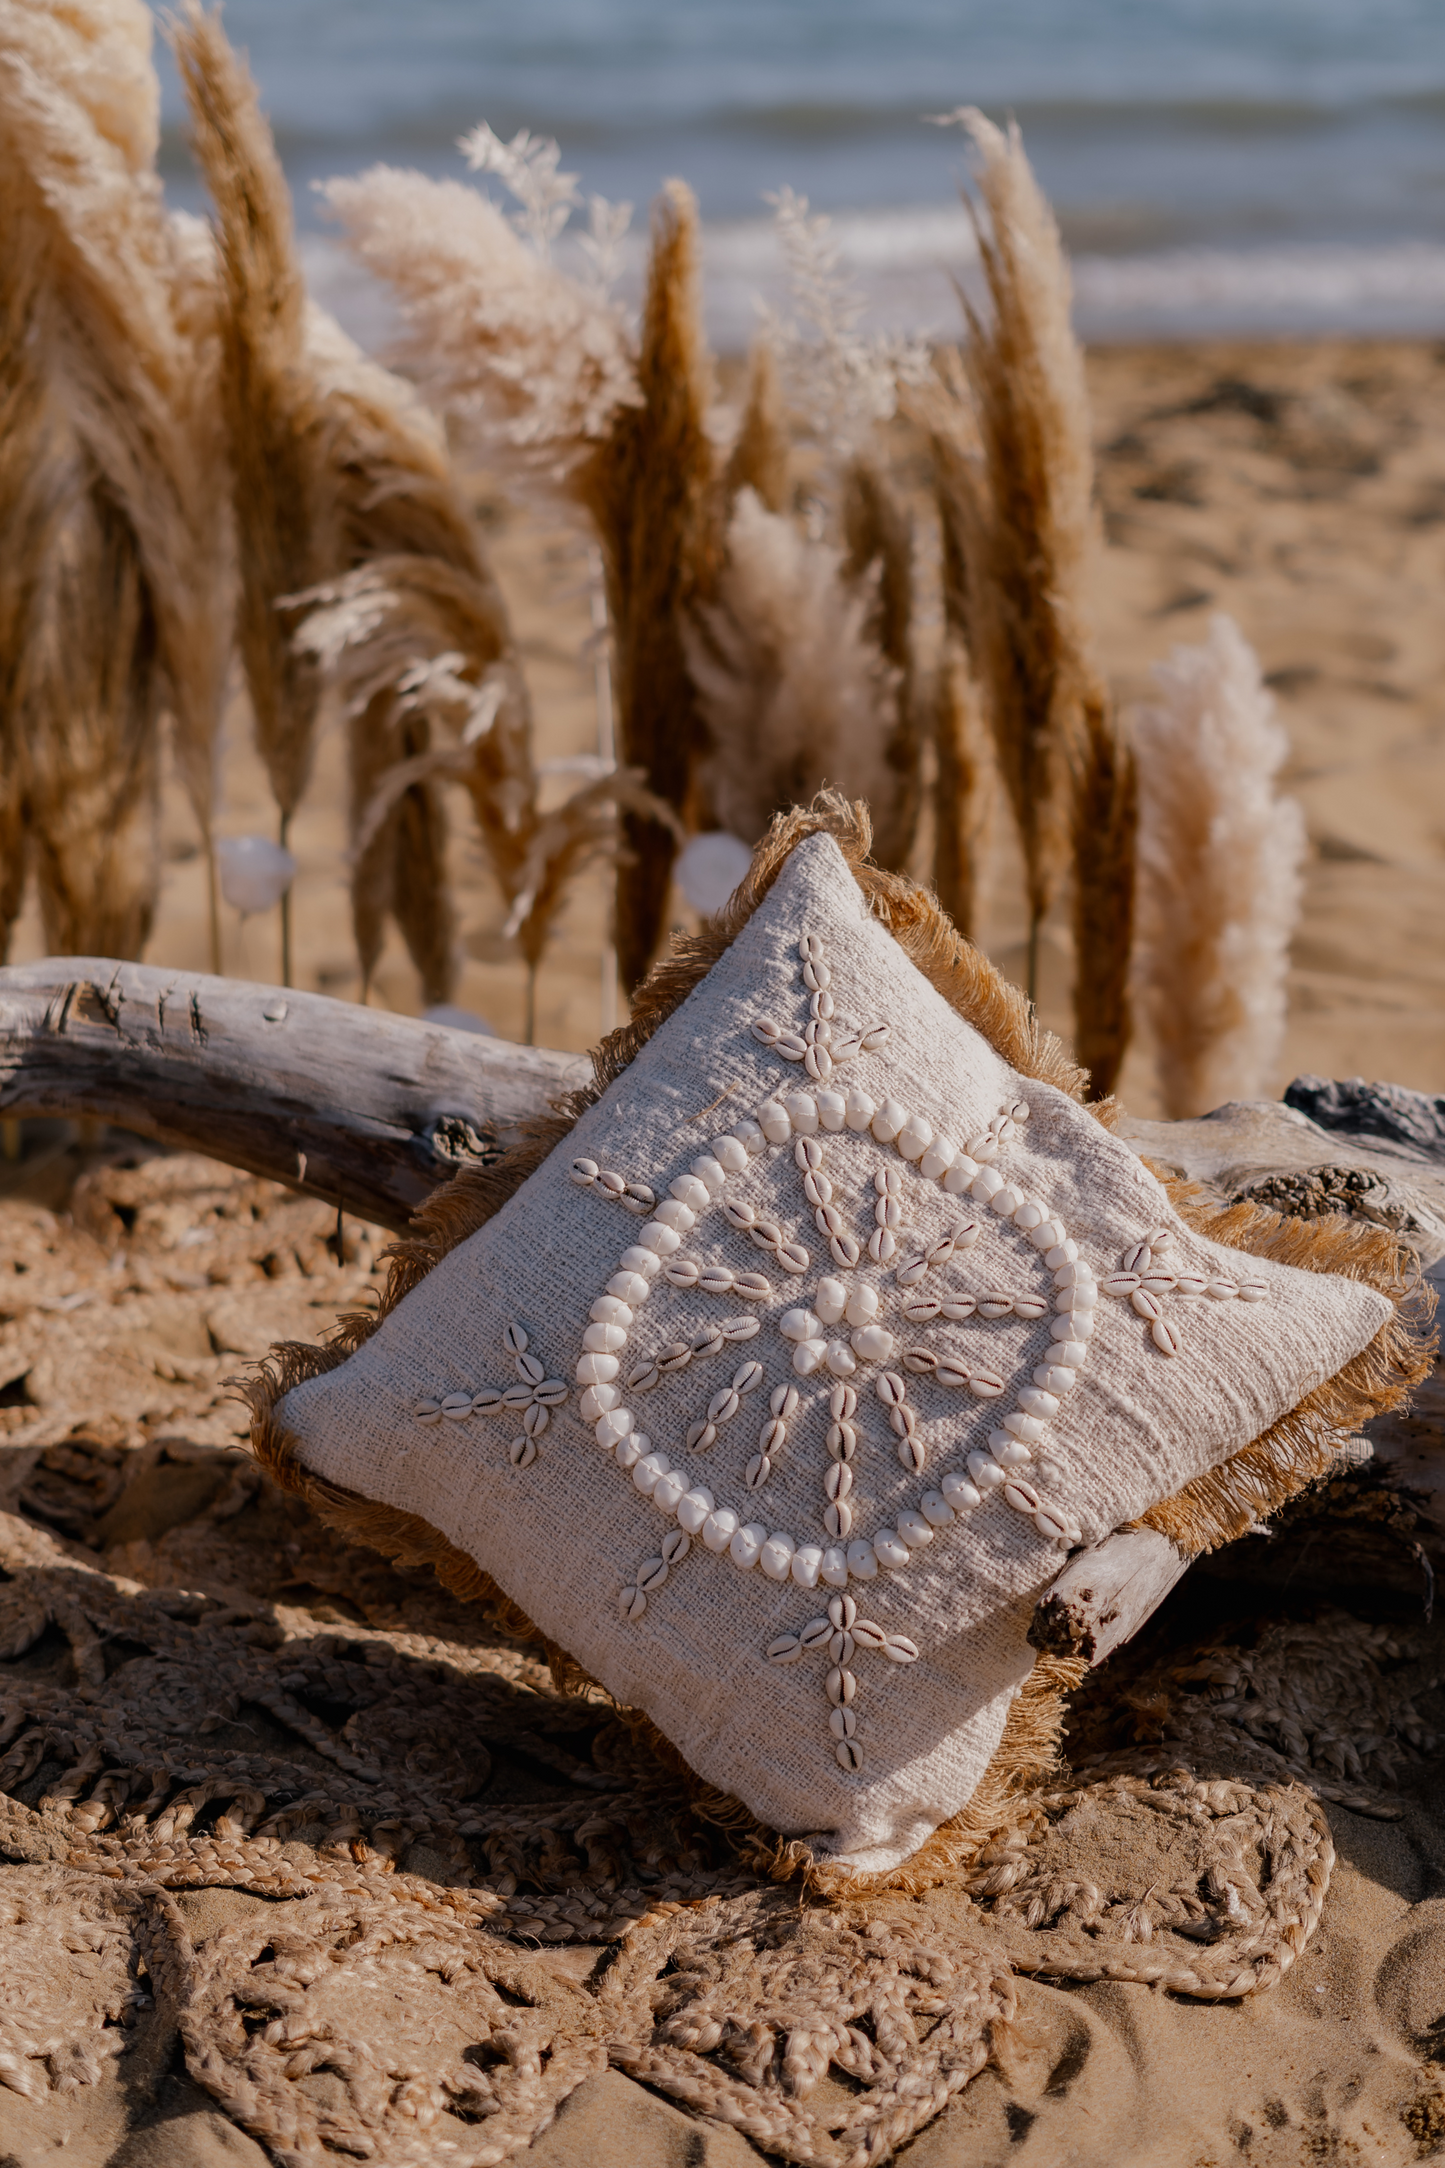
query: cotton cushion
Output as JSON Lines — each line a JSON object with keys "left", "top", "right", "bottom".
{"left": 269, "top": 832, "right": 1393, "bottom": 1874}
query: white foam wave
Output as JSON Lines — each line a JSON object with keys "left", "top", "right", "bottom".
{"left": 299, "top": 212, "right": 1445, "bottom": 365}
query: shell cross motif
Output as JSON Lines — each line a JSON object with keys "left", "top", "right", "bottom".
{"left": 410, "top": 930, "right": 1268, "bottom": 1778}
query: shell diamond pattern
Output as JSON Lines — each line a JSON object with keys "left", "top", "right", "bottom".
{"left": 409, "top": 929, "right": 1268, "bottom": 1784}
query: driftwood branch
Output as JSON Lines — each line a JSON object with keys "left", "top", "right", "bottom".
{"left": 1029, "top": 1527, "right": 1191, "bottom": 1663}
{"left": 0, "top": 959, "right": 588, "bottom": 1232}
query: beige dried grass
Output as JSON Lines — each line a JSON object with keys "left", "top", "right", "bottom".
{"left": 723, "top": 338, "right": 790, "bottom": 515}
{"left": 0, "top": 0, "right": 231, "bottom": 967}
{"left": 575, "top": 180, "right": 718, "bottom": 991}
{"left": 0, "top": 152, "right": 58, "bottom": 958}
{"left": 21, "top": 462, "right": 163, "bottom": 957}
{"left": 1069, "top": 685, "right": 1137, "bottom": 1101}
{"left": 171, "top": 2, "right": 330, "bottom": 984}
{"left": 929, "top": 641, "right": 987, "bottom": 943}
{"left": 927, "top": 110, "right": 1100, "bottom": 1002}
{"left": 1134, "top": 614, "right": 1305, "bottom": 1118}
{"left": 839, "top": 456, "right": 919, "bottom": 872}
{"left": 685, "top": 488, "right": 900, "bottom": 851}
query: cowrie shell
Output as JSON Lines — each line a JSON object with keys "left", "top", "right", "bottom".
{"left": 1153, "top": 1317, "right": 1183, "bottom": 1356}
{"left": 1131, "top": 1288, "right": 1164, "bottom": 1321}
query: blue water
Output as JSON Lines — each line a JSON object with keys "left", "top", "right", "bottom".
{"left": 154, "top": 1, "right": 1445, "bottom": 338}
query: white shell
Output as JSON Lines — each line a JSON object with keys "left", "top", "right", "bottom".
{"left": 710, "top": 1135, "right": 749, "bottom": 1174}
{"left": 440, "top": 1392, "right": 472, "bottom": 1419}
{"left": 1131, "top": 1287, "right": 1164, "bottom": 1322}
{"left": 570, "top": 1158, "right": 599, "bottom": 1186}
{"left": 845, "top": 1540, "right": 879, "bottom": 1579}
{"left": 1152, "top": 1316, "right": 1183, "bottom": 1356}
{"left": 767, "top": 1634, "right": 802, "bottom": 1665}
{"left": 966, "top": 1451, "right": 1008, "bottom": 1490}
{"left": 816, "top": 1089, "right": 848, "bottom": 1131}
{"left": 756, "top": 1100, "right": 791, "bottom": 1144}
{"left": 509, "top": 1435, "right": 538, "bottom": 1468}
{"left": 897, "top": 1114, "right": 934, "bottom": 1161}
{"left": 701, "top": 1506, "right": 739, "bottom": 1553}
{"left": 759, "top": 1534, "right": 795, "bottom": 1581}
{"left": 783, "top": 1090, "right": 819, "bottom": 1134}
{"left": 1017, "top": 1386, "right": 1060, "bottom": 1420}
{"left": 608, "top": 1270, "right": 651, "bottom": 1304}
{"left": 844, "top": 1087, "right": 878, "bottom": 1131}
{"left": 664, "top": 1259, "right": 700, "bottom": 1289}
{"left": 652, "top": 1199, "right": 695, "bottom": 1234}
{"left": 575, "top": 1351, "right": 620, "bottom": 1385}
{"left": 896, "top": 1510, "right": 933, "bottom": 1547}
{"left": 415, "top": 1400, "right": 442, "bottom": 1425}
{"left": 780, "top": 1307, "right": 822, "bottom": 1342}
{"left": 791, "top": 1545, "right": 824, "bottom": 1588}
{"left": 632, "top": 1449, "right": 669, "bottom": 1495}
{"left": 579, "top": 1383, "right": 621, "bottom": 1421}
{"left": 1238, "top": 1279, "right": 1269, "bottom": 1302}
{"left": 990, "top": 1184, "right": 1024, "bottom": 1218}
{"left": 845, "top": 1283, "right": 880, "bottom": 1326}
{"left": 871, "top": 1099, "right": 907, "bottom": 1143}
{"left": 1174, "top": 1274, "right": 1208, "bottom": 1298}
{"left": 619, "top": 1586, "right": 646, "bottom": 1623}
{"left": 919, "top": 1137, "right": 957, "bottom": 1180}
{"left": 942, "top": 1158, "right": 980, "bottom": 1194}
{"left": 676, "top": 1486, "right": 714, "bottom": 1534}
{"left": 967, "top": 1370, "right": 1005, "bottom": 1400}
{"left": 733, "top": 1271, "right": 773, "bottom": 1302}
{"left": 850, "top": 1323, "right": 895, "bottom": 1363}
{"left": 595, "top": 1408, "right": 634, "bottom": 1451}
{"left": 942, "top": 1470, "right": 982, "bottom": 1512}
{"left": 792, "top": 1338, "right": 828, "bottom": 1376}
{"left": 836, "top": 1739, "right": 864, "bottom": 1772}
{"left": 1033, "top": 1365, "right": 1077, "bottom": 1395}
{"left": 883, "top": 1633, "right": 920, "bottom": 1665}
{"left": 691, "top": 1155, "right": 727, "bottom": 1195}
{"left": 920, "top": 1489, "right": 955, "bottom": 1527}
{"left": 970, "top": 1165, "right": 1004, "bottom": 1202}
{"left": 670, "top": 1174, "right": 711, "bottom": 1213}
{"left": 872, "top": 1530, "right": 910, "bottom": 1571}
{"left": 1206, "top": 1278, "right": 1240, "bottom": 1300}
{"left": 734, "top": 1117, "right": 766, "bottom": 1157}
{"left": 729, "top": 1522, "right": 767, "bottom": 1572}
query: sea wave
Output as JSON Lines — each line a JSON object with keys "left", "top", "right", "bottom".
{"left": 299, "top": 212, "right": 1445, "bottom": 363}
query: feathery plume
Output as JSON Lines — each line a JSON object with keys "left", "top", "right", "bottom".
{"left": 576, "top": 179, "right": 718, "bottom": 990}
{"left": 724, "top": 337, "right": 790, "bottom": 515}
{"left": 686, "top": 486, "right": 899, "bottom": 847}
{"left": 0, "top": 0, "right": 230, "bottom": 965}
{"left": 318, "top": 163, "right": 639, "bottom": 487}
{"left": 1134, "top": 615, "right": 1305, "bottom": 1118}
{"left": 171, "top": 1, "right": 330, "bottom": 983}
{"left": 1070, "top": 685, "right": 1137, "bottom": 1101}
{"left": 764, "top": 186, "right": 925, "bottom": 458}
{"left": 929, "top": 108, "right": 1099, "bottom": 1002}
{"left": 22, "top": 462, "right": 163, "bottom": 956}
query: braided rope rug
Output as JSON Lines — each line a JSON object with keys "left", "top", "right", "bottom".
{"left": 0, "top": 1152, "right": 1439, "bottom": 2162}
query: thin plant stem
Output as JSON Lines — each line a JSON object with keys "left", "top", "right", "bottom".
{"left": 205, "top": 838, "right": 222, "bottom": 975}
{"left": 524, "top": 963, "right": 537, "bottom": 1047}
{"left": 1027, "top": 913, "right": 1040, "bottom": 1010}
{"left": 279, "top": 809, "right": 293, "bottom": 988}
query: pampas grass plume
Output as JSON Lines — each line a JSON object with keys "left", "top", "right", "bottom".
{"left": 686, "top": 486, "right": 899, "bottom": 848}
{"left": 931, "top": 107, "right": 1097, "bottom": 1000}
{"left": 0, "top": 0, "right": 230, "bottom": 965}
{"left": 1134, "top": 614, "right": 1305, "bottom": 1118}
{"left": 1070, "top": 686, "right": 1137, "bottom": 1101}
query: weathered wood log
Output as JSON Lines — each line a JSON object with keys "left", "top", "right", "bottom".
{"left": 0, "top": 959, "right": 588, "bottom": 1233}
{"left": 1028, "top": 1527, "right": 1191, "bottom": 1663}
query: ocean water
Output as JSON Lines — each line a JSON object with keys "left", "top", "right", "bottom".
{"left": 155, "top": 0, "right": 1445, "bottom": 342}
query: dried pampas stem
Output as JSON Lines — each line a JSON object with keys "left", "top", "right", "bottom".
{"left": 22, "top": 464, "right": 162, "bottom": 958}
{"left": 840, "top": 456, "right": 919, "bottom": 872}
{"left": 928, "top": 110, "right": 1098, "bottom": 1003}
{"left": 0, "top": 146, "right": 57, "bottom": 958}
{"left": 930, "top": 641, "right": 986, "bottom": 943}
{"left": 1070, "top": 684, "right": 1137, "bottom": 1101}
{"left": 578, "top": 180, "right": 718, "bottom": 992}
{"left": 172, "top": 2, "right": 329, "bottom": 986}
{"left": 0, "top": 0, "right": 231, "bottom": 970}
{"left": 1134, "top": 614, "right": 1305, "bottom": 1118}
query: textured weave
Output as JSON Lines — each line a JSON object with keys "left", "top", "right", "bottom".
{"left": 278, "top": 835, "right": 1389, "bottom": 1872}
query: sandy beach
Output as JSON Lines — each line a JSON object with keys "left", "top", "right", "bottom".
{"left": 7, "top": 335, "right": 1442, "bottom": 1116}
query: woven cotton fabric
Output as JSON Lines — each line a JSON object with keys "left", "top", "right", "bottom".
{"left": 276, "top": 835, "right": 1391, "bottom": 1873}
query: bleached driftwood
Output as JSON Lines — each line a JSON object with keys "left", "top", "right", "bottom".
{"left": 1028, "top": 1527, "right": 1190, "bottom": 1662}
{"left": 0, "top": 958, "right": 587, "bottom": 1232}
{"left": 6, "top": 959, "right": 1440, "bottom": 1657}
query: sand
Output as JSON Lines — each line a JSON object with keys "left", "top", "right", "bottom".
{"left": 6, "top": 338, "right": 1445, "bottom": 1109}
{"left": 3, "top": 338, "right": 1445, "bottom": 2164}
